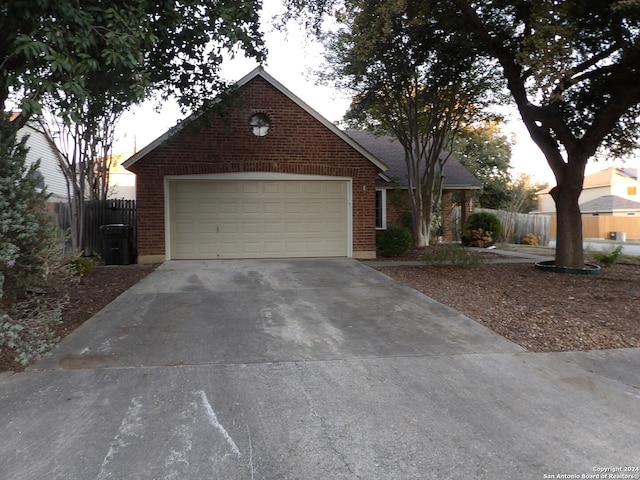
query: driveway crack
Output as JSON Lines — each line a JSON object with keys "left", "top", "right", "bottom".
{"left": 295, "top": 362, "right": 362, "bottom": 479}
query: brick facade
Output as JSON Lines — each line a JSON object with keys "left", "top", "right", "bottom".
{"left": 126, "top": 73, "right": 381, "bottom": 263}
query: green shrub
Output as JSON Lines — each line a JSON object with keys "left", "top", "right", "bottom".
{"left": 462, "top": 212, "right": 502, "bottom": 246}
{"left": 377, "top": 225, "right": 413, "bottom": 257}
{"left": 1, "top": 119, "right": 66, "bottom": 303}
{"left": 67, "top": 256, "right": 96, "bottom": 276}
{"left": 421, "top": 244, "right": 485, "bottom": 268}
{"left": 521, "top": 233, "right": 539, "bottom": 246}
{"left": 591, "top": 245, "right": 623, "bottom": 267}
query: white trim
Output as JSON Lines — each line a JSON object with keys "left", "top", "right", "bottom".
{"left": 375, "top": 188, "right": 387, "bottom": 230}
{"left": 164, "top": 173, "right": 353, "bottom": 259}
{"left": 164, "top": 172, "right": 352, "bottom": 182}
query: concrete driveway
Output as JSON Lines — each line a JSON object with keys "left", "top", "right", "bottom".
{"left": 1, "top": 259, "right": 638, "bottom": 479}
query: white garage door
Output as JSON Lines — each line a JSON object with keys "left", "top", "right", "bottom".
{"left": 168, "top": 179, "right": 349, "bottom": 259}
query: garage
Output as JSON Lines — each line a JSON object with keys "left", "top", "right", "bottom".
{"left": 167, "top": 176, "right": 350, "bottom": 259}
{"left": 124, "top": 68, "right": 385, "bottom": 263}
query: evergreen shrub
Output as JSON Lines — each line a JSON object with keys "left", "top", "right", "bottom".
{"left": 462, "top": 212, "right": 502, "bottom": 246}
{"left": 377, "top": 225, "right": 413, "bottom": 257}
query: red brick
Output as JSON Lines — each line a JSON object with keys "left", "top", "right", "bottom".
{"left": 128, "top": 75, "right": 380, "bottom": 260}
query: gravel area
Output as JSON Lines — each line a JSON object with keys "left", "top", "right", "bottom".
{"left": 376, "top": 247, "right": 640, "bottom": 352}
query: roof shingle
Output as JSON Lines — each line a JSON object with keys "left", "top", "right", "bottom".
{"left": 345, "top": 130, "right": 482, "bottom": 189}
{"left": 580, "top": 195, "right": 640, "bottom": 212}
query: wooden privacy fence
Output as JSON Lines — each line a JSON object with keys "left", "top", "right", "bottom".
{"left": 475, "top": 208, "right": 552, "bottom": 246}
{"left": 550, "top": 215, "right": 640, "bottom": 241}
{"left": 50, "top": 199, "right": 136, "bottom": 256}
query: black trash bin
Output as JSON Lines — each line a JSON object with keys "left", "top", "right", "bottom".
{"left": 100, "top": 224, "right": 134, "bottom": 265}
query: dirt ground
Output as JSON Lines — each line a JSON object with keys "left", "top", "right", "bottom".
{"left": 377, "top": 256, "right": 640, "bottom": 353}
{"left": 0, "top": 264, "right": 158, "bottom": 372}
{"left": 1, "top": 247, "right": 638, "bottom": 372}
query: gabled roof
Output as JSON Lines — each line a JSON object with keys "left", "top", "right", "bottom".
{"left": 537, "top": 166, "right": 639, "bottom": 195}
{"left": 583, "top": 167, "right": 638, "bottom": 189}
{"left": 580, "top": 194, "right": 640, "bottom": 213}
{"left": 583, "top": 168, "right": 616, "bottom": 189}
{"left": 123, "top": 68, "right": 387, "bottom": 172}
{"left": 618, "top": 167, "right": 638, "bottom": 180}
{"left": 344, "top": 130, "right": 482, "bottom": 189}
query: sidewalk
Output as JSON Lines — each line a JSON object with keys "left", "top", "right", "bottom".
{"left": 362, "top": 245, "right": 554, "bottom": 267}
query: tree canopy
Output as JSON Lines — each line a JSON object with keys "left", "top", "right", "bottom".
{"left": 1, "top": 0, "right": 266, "bottom": 253}
{"left": 1, "top": 0, "right": 266, "bottom": 123}
{"left": 286, "top": 0, "right": 640, "bottom": 266}
{"left": 319, "top": 0, "right": 499, "bottom": 245}
{"left": 451, "top": 0, "right": 640, "bottom": 267}
{"left": 453, "top": 122, "right": 514, "bottom": 210}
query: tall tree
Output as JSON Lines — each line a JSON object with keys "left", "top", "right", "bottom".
{"left": 324, "top": 0, "right": 498, "bottom": 246}
{"left": 2, "top": 0, "right": 265, "bottom": 118}
{"left": 454, "top": 122, "right": 514, "bottom": 209}
{"left": 451, "top": 0, "right": 640, "bottom": 268}
{"left": 2, "top": 0, "right": 265, "bottom": 253}
{"left": 508, "top": 173, "right": 548, "bottom": 214}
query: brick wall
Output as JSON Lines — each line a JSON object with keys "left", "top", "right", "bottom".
{"left": 128, "top": 75, "right": 379, "bottom": 261}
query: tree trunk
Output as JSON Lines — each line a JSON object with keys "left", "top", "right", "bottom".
{"left": 550, "top": 171, "right": 585, "bottom": 269}
{"left": 413, "top": 201, "right": 429, "bottom": 247}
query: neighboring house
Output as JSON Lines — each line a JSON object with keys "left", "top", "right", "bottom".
{"left": 536, "top": 166, "right": 640, "bottom": 239}
{"left": 537, "top": 167, "right": 640, "bottom": 215}
{"left": 345, "top": 131, "right": 482, "bottom": 240}
{"left": 579, "top": 195, "right": 640, "bottom": 216}
{"left": 108, "top": 152, "right": 136, "bottom": 200}
{"left": 13, "top": 117, "right": 67, "bottom": 202}
{"left": 124, "top": 68, "right": 387, "bottom": 263}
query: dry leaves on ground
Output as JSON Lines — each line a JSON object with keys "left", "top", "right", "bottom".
{"left": 0, "top": 264, "right": 157, "bottom": 372}
{"left": 377, "top": 262, "right": 640, "bottom": 352}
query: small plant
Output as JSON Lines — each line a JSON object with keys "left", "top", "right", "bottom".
{"left": 467, "top": 229, "right": 493, "bottom": 248}
{"left": 591, "top": 245, "right": 623, "bottom": 267}
{"left": 67, "top": 256, "right": 96, "bottom": 276}
{"left": 462, "top": 212, "right": 502, "bottom": 246}
{"left": 377, "top": 225, "right": 413, "bottom": 257}
{"left": 0, "top": 294, "right": 65, "bottom": 366}
{"left": 521, "top": 233, "right": 539, "bottom": 246}
{"left": 421, "top": 243, "right": 485, "bottom": 268}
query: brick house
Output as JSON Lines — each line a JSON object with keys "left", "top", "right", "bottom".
{"left": 123, "top": 68, "right": 387, "bottom": 263}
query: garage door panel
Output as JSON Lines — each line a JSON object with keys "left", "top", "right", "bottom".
{"left": 284, "top": 183, "right": 302, "bottom": 194}
{"left": 262, "top": 202, "right": 280, "bottom": 214}
{"left": 241, "top": 222, "right": 261, "bottom": 234}
{"left": 263, "top": 182, "right": 281, "bottom": 194}
{"left": 260, "top": 220, "right": 279, "bottom": 233}
{"left": 284, "top": 202, "right": 301, "bottom": 214}
{"left": 169, "top": 179, "right": 349, "bottom": 259}
{"left": 218, "top": 201, "right": 239, "bottom": 214}
{"left": 242, "top": 202, "right": 260, "bottom": 214}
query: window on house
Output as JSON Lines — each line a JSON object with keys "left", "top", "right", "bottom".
{"left": 376, "top": 189, "right": 387, "bottom": 230}
{"left": 628, "top": 186, "right": 637, "bottom": 196}
{"left": 31, "top": 169, "right": 45, "bottom": 192}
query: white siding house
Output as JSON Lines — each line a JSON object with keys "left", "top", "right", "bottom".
{"left": 16, "top": 122, "right": 68, "bottom": 202}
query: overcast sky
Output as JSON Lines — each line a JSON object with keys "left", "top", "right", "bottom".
{"left": 114, "top": 1, "right": 630, "bottom": 185}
